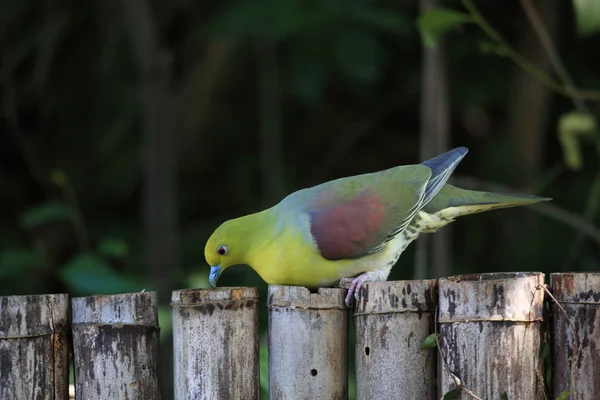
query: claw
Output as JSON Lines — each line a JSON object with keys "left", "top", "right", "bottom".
{"left": 341, "top": 273, "right": 370, "bottom": 307}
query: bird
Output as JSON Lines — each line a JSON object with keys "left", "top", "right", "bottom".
{"left": 204, "top": 147, "right": 550, "bottom": 306}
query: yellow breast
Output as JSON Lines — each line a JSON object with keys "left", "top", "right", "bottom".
{"left": 247, "top": 223, "right": 394, "bottom": 288}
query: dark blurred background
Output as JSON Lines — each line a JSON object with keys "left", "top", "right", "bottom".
{"left": 1, "top": 0, "right": 599, "bottom": 397}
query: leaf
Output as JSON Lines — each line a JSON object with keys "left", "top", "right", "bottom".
{"left": 208, "top": 0, "right": 324, "bottom": 41}
{"left": 478, "top": 41, "right": 509, "bottom": 57}
{"left": 443, "top": 388, "right": 461, "bottom": 400}
{"left": 157, "top": 305, "right": 172, "bottom": 343}
{"left": 50, "top": 169, "right": 68, "bottom": 186}
{"left": 421, "top": 333, "right": 438, "bottom": 349}
{"left": 501, "top": 391, "right": 509, "bottom": 400}
{"left": 98, "top": 237, "right": 129, "bottom": 259}
{"left": 546, "top": 363, "right": 552, "bottom": 387}
{"left": 417, "top": 8, "right": 470, "bottom": 48}
{"left": 20, "top": 201, "right": 72, "bottom": 230}
{"left": 0, "top": 248, "right": 43, "bottom": 277}
{"left": 555, "top": 390, "right": 570, "bottom": 400}
{"left": 557, "top": 111, "right": 597, "bottom": 170}
{"left": 185, "top": 271, "right": 211, "bottom": 289}
{"left": 572, "top": 0, "right": 600, "bottom": 37}
{"left": 540, "top": 341, "right": 550, "bottom": 360}
{"left": 60, "top": 253, "right": 140, "bottom": 295}
{"left": 259, "top": 336, "right": 270, "bottom": 392}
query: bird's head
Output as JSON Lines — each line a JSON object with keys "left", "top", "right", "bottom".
{"left": 204, "top": 217, "right": 252, "bottom": 287}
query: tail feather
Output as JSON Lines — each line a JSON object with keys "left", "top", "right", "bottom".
{"left": 423, "top": 184, "right": 551, "bottom": 218}
{"left": 420, "top": 147, "right": 469, "bottom": 207}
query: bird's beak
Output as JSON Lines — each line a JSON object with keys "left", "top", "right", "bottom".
{"left": 209, "top": 265, "right": 222, "bottom": 287}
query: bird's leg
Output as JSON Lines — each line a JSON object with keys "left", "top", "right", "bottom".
{"left": 340, "top": 269, "right": 391, "bottom": 307}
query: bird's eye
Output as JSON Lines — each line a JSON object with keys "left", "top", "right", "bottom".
{"left": 217, "top": 245, "right": 228, "bottom": 256}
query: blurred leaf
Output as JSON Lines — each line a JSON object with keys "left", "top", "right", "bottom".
{"left": 185, "top": 270, "right": 211, "bottom": 289}
{"left": 443, "top": 388, "right": 461, "bottom": 400}
{"left": 98, "top": 237, "right": 129, "bottom": 259}
{"left": 335, "top": 29, "right": 384, "bottom": 82}
{"left": 555, "top": 390, "right": 570, "bottom": 400}
{"left": 50, "top": 169, "right": 68, "bottom": 186}
{"left": 0, "top": 248, "right": 43, "bottom": 277}
{"left": 572, "top": 0, "right": 600, "bottom": 37}
{"left": 209, "top": 1, "right": 324, "bottom": 41}
{"left": 540, "top": 341, "right": 550, "bottom": 360}
{"left": 20, "top": 201, "right": 72, "bottom": 230}
{"left": 501, "top": 392, "right": 508, "bottom": 400}
{"left": 478, "top": 41, "right": 509, "bottom": 57}
{"left": 158, "top": 305, "right": 172, "bottom": 342}
{"left": 259, "top": 336, "right": 269, "bottom": 393}
{"left": 417, "top": 8, "right": 470, "bottom": 47}
{"left": 421, "top": 333, "right": 438, "bottom": 349}
{"left": 557, "top": 111, "right": 597, "bottom": 170}
{"left": 60, "top": 253, "right": 140, "bottom": 294}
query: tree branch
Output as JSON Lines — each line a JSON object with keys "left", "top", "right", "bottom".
{"left": 461, "top": 0, "right": 600, "bottom": 102}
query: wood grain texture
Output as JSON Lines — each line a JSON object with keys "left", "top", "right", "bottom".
{"left": 172, "top": 287, "right": 259, "bottom": 400}
{"left": 354, "top": 280, "right": 437, "bottom": 400}
{"left": 438, "top": 272, "right": 545, "bottom": 400}
{"left": 72, "top": 292, "right": 160, "bottom": 400}
{"left": 0, "top": 293, "right": 69, "bottom": 400}
{"left": 267, "top": 285, "right": 348, "bottom": 400}
{"left": 551, "top": 272, "right": 600, "bottom": 400}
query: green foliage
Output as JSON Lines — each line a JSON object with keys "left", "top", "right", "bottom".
{"left": 442, "top": 388, "right": 461, "bottom": 400}
{"left": 555, "top": 390, "right": 570, "bottom": 400}
{"left": 0, "top": 247, "right": 43, "bottom": 277}
{"left": 98, "top": 237, "right": 130, "bottom": 259}
{"left": 417, "top": 8, "right": 470, "bottom": 47}
{"left": 20, "top": 201, "right": 72, "bottom": 230}
{"left": 421, "top": 333, "right": 438, "bottom": 349}
{"left": 557, "top": 111, "right": 598, "bottom": 170}
{"left": 259, "top": 338, "right": 269, "bottom": 396}
{"left": 157, "top": 306, "right": 173, "bottom": 343}
{"left": 540, "top": 341, "right": 550, "bottom": 360}
{"left": 572, "top": 0, "right": 600, "bottom": 37}
{"left": 209, "top": 0, "right": 410, "bottom": 106}
{"left": 59, "top": 253, "right": 140, "bottom": 295}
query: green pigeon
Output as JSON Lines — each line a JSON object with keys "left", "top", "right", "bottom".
{"left": 205, "top": 147, "right": 550, "bottom": 306}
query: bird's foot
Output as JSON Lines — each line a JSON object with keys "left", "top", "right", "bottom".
{"left": 340, "top": 270, "right": 390, "bottom": 307}
{"left": 340, "top": 268, "right": 391, "bottom": 307}
{"left": 340, "top": 274, "right": 369, "bottom": 307}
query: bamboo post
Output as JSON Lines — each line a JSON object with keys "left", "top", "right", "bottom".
{"left": 551, "top": 272, "right": 600, "bottom": 399}
{"left": 171, "top": 287, "right": 259, "bottom": 400}
{"left": 267, "top": 286, "right": 348, "bottom": 399}
{"left": 354, "top": 280, "right": 437, "bottom": 399}
{"left": 0, "top": 294, "right": 69, "bottom": 400}
{"left": 437, "top": 272, "right": 545, "bottom": 399}
{"left": 71, "top": 291, "right": 160, "bottom": 400}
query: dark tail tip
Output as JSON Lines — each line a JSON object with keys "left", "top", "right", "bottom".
{"left": 421, "top": 147, "right": 469, "bottom": 175}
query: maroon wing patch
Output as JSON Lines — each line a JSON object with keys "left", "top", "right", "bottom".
{"left": 309, "top": 188, "right": 387, "bottom": 259}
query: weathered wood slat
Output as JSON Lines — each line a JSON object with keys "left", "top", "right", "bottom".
{"left": 171, "top": 287, "right": 259, "bottom": 400}
{"left": 0, "top": 293, "right": 69, "bottom": 400}
{"left": 72, "top": 291, "right": 160, "bottom": 400}
{"left": 267, "top": 285, "right": 348, "bottom": 400}
{"left": 551, "top": 272, "right": 600, "bottom": 400}
{"left": 437, "top": 272, "right": 545, "bottom": 399}
{"left": 354, "top": 280, "right": 437, "bottom": 399}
